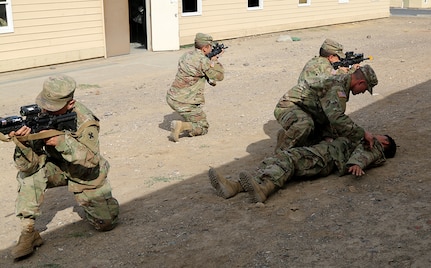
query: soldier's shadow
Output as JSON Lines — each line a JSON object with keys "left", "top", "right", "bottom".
{"left": 159, "top": 112, "right": 183, "bottom": 131}
{"left": 35, "top": 187, "right": 87, "bottom": 232}
{"left": 245, "top": 119, "right": 279, "bottom": 158}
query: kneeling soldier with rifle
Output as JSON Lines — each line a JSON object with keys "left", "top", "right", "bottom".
{"left": 2, "top": 74, "right": 119, "bottom": 260}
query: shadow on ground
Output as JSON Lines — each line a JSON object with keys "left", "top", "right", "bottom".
{"left": 1, "top": 80, "right": 431, "bottom": 267}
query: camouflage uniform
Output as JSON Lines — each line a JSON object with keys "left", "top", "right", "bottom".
{"left": 253, "top": 136, "right": 386, "bottom": 188}
{"left": 166, "top": 33, "right": 224, "bottom": 136}
{"left": 297, "top": 39, "right": 351, "bottom": 85}
{"left": 14, "top": 76, "right": 119, "bottom": 232}
{"left": 298, "top": 55, "right": 352, "bottom": 84}
{"left": 274, "top": 64, "right": 377, "bottom": 151}
{"left": 274, "top": 39, "right": 357, "bottom": 151}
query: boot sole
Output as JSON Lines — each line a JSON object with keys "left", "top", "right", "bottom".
{"left": 208, "top": 167, "right": 231, "bottom": 199}
{"left": 239, "top": 172, "right": 267, "bottom": 203}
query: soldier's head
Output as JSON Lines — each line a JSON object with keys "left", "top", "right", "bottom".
{"left": 320, "top": 39, "right": 345, "bottom": 63}
{"left": 36, "top": 74, "right": 76, "bottom": 115}
{"left": 376, "top": 134, "right": 397, "bottom": 158}
{"left": 351, "top": 65, "right": 378, "bottom": 95}
{"left": 194, "top": 32, "right": 213, "bottom": 55}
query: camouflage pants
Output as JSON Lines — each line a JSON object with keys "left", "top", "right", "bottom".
{"left": 257, "top": 141, "right": 335, "bottom": 188}
{"left": 274, "top": 103, "right": 324, "bottom": 151}
{"left": 166, "top": 96, "right": 209, "bottom": 136}
{"left": 15, "top": 161, "right": 119, "bottom": 231}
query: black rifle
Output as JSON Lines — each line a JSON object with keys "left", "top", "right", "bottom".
{"left": 206, "top": 42, "right": 228, "bottom": 59}
{"left": 332, "top": 51, "right": 372, "bottom": 70}
{"left": 0, "top": 104, "right": 77, "bottom": 135}
{"left": 205, "top": 42, "right": 228, "bottom": 86}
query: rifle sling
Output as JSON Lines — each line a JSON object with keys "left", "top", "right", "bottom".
{"left": 70, "top": 120, "right": 100, "bottom": 138}
{"left": 17, "top": 130, "right": 65, "bottom": 142}
{"left": 0, "top": 120, "right": 100, "bottom": 143}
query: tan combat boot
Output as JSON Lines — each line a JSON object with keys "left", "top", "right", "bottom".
{"left": 11, "top": 218, "right": 43, "bottom": 259}
{"left": 170, "top": 121, "right": 193, "bottom": 142}
{"left": 239, "top": 172, "right": 276, "bottom": 203}
{"left": 208, "top": 167, "right": 244, "bottom": 199}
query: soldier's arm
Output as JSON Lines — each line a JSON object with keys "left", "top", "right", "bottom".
{"left": 13, "top": 144, "right": 43, "bottom": 174}
{"left": 345, "top": 139, "right": 386, "bottom": 176}
{"left": 320, "top": 87, "right": 365, "bottom": 144}
{"left": 54, "top": 124, "right": 101, "bottom": 168}
{"left": 203, "top": 59, "right": 224, "bottom": 82}
{"left": 11, "top": 126, "right": 44, "bottom": 173}
{"left": 299, "top": 57, "right": 334, "bottom": 84}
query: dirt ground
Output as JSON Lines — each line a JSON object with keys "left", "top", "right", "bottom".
{"left": 1, "top": 16, "right": 431, "bottom": 267}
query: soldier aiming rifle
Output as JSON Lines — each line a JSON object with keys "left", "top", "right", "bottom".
{"left": 332, "top": 51, "right": 373, "bottom": 70}
{"left": 0, "top": 104, "right": 77, "bottom": 142}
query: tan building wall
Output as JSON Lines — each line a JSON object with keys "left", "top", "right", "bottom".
{"left": 406, "top": 0, "right": 431, "bottom": 8}
{"left": 390, "top": 0, "right": 431, "bottom": 7}
{"left": 1, "top": 0, "right": 391, "bottom": 73}
{"left": 0, "top": 0, "right": 106, "bottom": 73}
{"left": 178, "top": 0, "right": 390, "bottom": 45}
{"left": 390, "top": 0, "right": 404, "bottom": 7}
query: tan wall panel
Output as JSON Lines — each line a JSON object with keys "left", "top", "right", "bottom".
{"left": 1, "top": 40, "right": 105, "bottom": 61}
{"left": 12, "top": 1, "right": 100, "bottom": 12}
{"left": 178, "top": 0, "right": 390, "bottom": 45}
{"left": 9, "top": 21, "right": 103, "bottom": 35}
{"left": 0, "top": 47, "right": 105, "bottom": 73}
{"left": 0, "top": 27, "right": 103, "bottom": 45}
{"left": 1, "top": 0, "right": 105, "bottom": 73}
{"left": 12, "top": 15, "right": 103, "bottom": 29}
{"left": 406, "top": 0, "right": 431, "bottom": 8}
{"left": 389, "top": 0, "right": 403, "bottom": 7}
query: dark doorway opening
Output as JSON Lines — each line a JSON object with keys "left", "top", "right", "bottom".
{"left": 129, "top": 0, "right": 147, "bottom": 49}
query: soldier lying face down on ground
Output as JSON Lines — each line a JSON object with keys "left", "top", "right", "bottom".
{"left": 209, "top": 134, "right": 396, "bottom": 203}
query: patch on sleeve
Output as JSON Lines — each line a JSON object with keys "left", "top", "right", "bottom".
{"left": 337, "top": 91, "right": 347, "bottom": 98}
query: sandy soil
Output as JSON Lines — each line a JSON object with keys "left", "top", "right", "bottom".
{"left": 1, "top": 16, "right": 431, "bottom": 267}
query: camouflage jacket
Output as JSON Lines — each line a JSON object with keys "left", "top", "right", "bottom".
{"left": 167, "top": 49, "right": 224, "bottom": 104}
{"left": 298, "top": 56, "right": 356, "bottom": 84}
{"left": 14, "top": 101, "right": 109, "bottom": 191}
{"left": 277, "top": 74, "right": 364, "bottom": 143}
{"left": 327, "top": 136, "right": 386, "bottom": 176}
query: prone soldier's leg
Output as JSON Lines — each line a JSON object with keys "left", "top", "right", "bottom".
{"left": 257, "top": 142, "right": 335, "bottom": 187}
{"left": 282, "top": 142, "right": 335, "bottom": 178}
{"left": 240, "top": 142, "right": 335, "bottom": 203}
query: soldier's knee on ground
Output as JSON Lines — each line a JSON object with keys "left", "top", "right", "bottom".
{"left": 89, "top": 217, "right": 118, "bottom": 232}
{"left": 85, "top": 197, "right": 119, "bottom": 231}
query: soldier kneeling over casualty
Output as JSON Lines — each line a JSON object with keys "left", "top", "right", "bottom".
{"left": 7, "top": 75, "right": 119, "bottom": 260}
{"left": 209, "top": 134, "right": 396, "bottom": 203}
{"left": 166, "top": 32, "right": 225, "bottom": 142}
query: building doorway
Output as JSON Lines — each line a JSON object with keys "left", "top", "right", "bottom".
{"left": 129, "top": 0, "right": 148, "bottom": 49}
